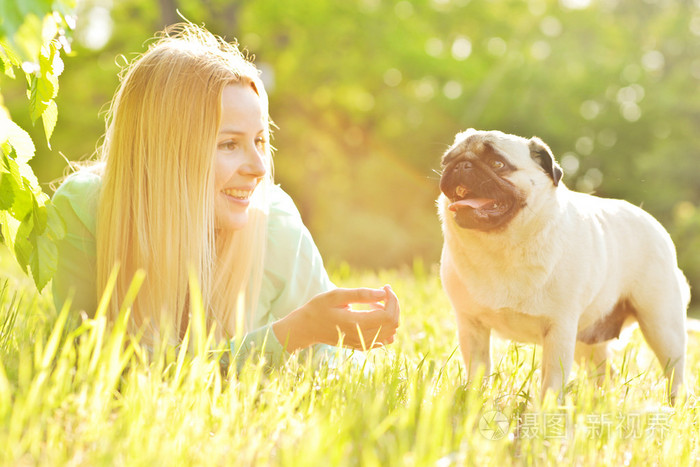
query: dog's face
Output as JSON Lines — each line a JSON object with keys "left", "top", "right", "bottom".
{"left": 439, "top": 129, "right": 563, "bottom": 231}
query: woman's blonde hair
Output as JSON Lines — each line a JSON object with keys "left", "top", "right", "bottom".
{"left": 96, "top": 23, "right": 272, "bottom": 344}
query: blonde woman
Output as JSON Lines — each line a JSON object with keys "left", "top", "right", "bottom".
{"left": 52, "top": 23, "right": 400, "bottom": 365}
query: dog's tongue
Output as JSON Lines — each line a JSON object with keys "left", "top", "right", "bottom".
{"left": 449, "top": 198, "right": 495, "bottom": 211}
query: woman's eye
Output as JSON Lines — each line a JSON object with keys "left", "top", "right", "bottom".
{"left": 218, "top": 140, "right": 238, "bottom": 151}
{"left": 490, "top": 160, "right": 505, "bottom": 169}
{"left": 255, "top": 137, "right": 267, "bottom": 149}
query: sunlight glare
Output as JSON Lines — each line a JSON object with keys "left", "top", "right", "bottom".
{"left": 77, "top": 6, "right": 113, "bottom": 50}
{"left": 560, "top": 0, "right": 592, "bottom": 9}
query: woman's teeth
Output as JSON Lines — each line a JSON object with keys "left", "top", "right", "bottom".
{"left": 223, "top": 188, "right": 253, "bottom": 200}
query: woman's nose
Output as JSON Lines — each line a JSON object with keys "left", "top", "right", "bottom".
{"left": 242, "top": 146, "right": 267, "bottom": 179}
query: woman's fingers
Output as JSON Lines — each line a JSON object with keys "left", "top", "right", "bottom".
{"left": 332, "top": 297, "right": 400, "bottom": 349}
{"left": 383, "top": 285, "right": 400, "bottom": 325}
{"left": 284, "top": 286, "right": 401, "bottom": 350}
{"left": 339, "top": 308, "right": 392, "bottom": 330}
{"left": 323, "top": 287, "right": 387, "bottom": 307}
{"left": 276, "top": 285, "right": 400, "bottom": 351}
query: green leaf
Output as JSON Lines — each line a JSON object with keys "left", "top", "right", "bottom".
{"left": 0, "top": 211, "right": 9, "bottom": 246}
{"left": 45, "top": 201, "right": 66, "bottom": 240}
{"left": 0, "top": 40, "right": 22, "bottom": 71}
{"left": 0, "top": 49, "right": 16, "bottom": 79}
{"left": 41, "top": 12, "right": 59, "bottom": 45}
{"left": 44, "top": 41, "right": 63, "bottom": 76}
{"left": 28, "top": 75, "right": 47, "bottom": 122}
{"left": 0, "top": 172, "right": 15, "bottom": 210}
{"left": 0, "top": 124, "right": 40, "bottom": 191}
{"left": 13, "top": 180, "right": 35, "bottom": 221}
{"left": 28, "top": 45, "right": 60, "bottom": 123}
{"left": 41, "top": 99, "right": 57, "bottom": 144}
{"left": 0, "top": 211, "right": 15, "bottom": 247}
{"left": 1, "top": 148, "right": 34, "bottom": 220}
{"left": 1, "top": 146, "right": 22, "bottom": 193}
{"left": 29, "top": 231, "right": 58, "bottom": 292}
{"left": 0, "top": 114, "right": 36, "bottom": 164}
{"left": 13, "top": 213, "right": 33, "bottom": 273}
{"left": 31, "top": 195, "right": 47, "bottom": 234}
{"left": 0, "top": 1, "right": 76, "bottom": 293}
{"left": 9, "top": 199, "right": 57, "bottom": 290}
{"left": 11, "top": 13, "right": 44, "bottom": 63}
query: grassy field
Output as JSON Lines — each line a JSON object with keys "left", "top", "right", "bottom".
{"left": 0, "top": 253, "right": 699, "bottom": 466}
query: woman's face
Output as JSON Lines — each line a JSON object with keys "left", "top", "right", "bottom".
{"left": 214, "top": 84, "right": 268, "bottom": 231}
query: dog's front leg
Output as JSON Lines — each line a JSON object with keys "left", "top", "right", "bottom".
{"left": 541, "top": 322, "right": 577, "bottom": 400}
{"left": 456, "top": 315, "right": 491, "bottom": 384}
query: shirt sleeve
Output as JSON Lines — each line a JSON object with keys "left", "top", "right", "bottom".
{"left": 256, "top": 184, "right": 336, "bottom": 324}
{"left": 229, "top": 184, "right": 355, "bottom": 370}
{"left": 51, "top": 171, "right": 101, "bottom": 315}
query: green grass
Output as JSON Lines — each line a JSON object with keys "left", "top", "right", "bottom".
{"left": 1, "top": 253, "right": 699, "bottom": 466}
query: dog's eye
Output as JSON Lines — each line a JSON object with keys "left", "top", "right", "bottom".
{"left": 490, "top": 160, "right": 505, "bottom": 169}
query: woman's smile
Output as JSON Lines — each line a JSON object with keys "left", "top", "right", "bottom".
{"left": 221, "top": 186, "right": 256, "bottom": 204}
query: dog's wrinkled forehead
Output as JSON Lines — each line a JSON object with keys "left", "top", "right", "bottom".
{"left": 442, "top": 129, "right": 529, "bottom": 167}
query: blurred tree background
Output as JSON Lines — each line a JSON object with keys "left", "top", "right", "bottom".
{"left": 3, "top": 0, "right": 700, "bottom": 311}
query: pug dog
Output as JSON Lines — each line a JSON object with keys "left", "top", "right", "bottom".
{"left": 438, "top": 129, "right": 688, "bottom": 400}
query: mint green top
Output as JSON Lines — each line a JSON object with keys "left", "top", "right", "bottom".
{"left": 51, "top": 170, "right": 337, "bottom": 367}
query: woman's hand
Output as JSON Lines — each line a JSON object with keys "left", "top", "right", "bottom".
{"left": 272, "top": 285, "right": 400, "bottom": 352}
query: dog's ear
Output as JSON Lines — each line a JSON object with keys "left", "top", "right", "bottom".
{"left": 529, "top": 137, "right": 563, "bottom": 186}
